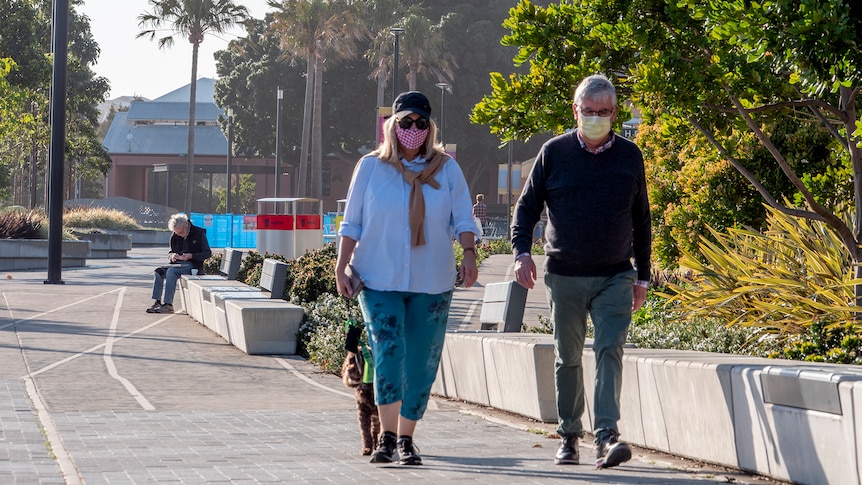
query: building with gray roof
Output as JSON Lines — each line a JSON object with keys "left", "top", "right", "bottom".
{"left": 102, "top": 78, "right": 281, "bottom": 213}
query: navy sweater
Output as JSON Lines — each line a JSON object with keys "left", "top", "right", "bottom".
{"left": 512, "top": 132, "right": 652, "bottom": 281}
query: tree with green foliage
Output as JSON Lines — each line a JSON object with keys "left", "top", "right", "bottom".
{"left": 137, "top": 0, "right": 248, "bottom": 214}
{"left": 214, "top": 17, "right": 303, "bottom": 160}
{"left": 360, "top": 0, "right": 412, "bottom": 107}
{"left": 396, "top": 12, "right": 455, "bottom": 92}
{"left": 268, "top": 0, "right": 365, "bottom": 199}
{"left": 472, "top": 0, "right": 862, "bottom": 301}
{"left": 0, "top": 0, "right": 109, "bottom": 206}
{"left": 214, "top": 1, "right": 546, "bottom": 203}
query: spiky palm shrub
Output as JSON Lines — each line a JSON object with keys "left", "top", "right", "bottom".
{"left": 662, "top": 205, "right": 862, "bottom": 357}
{"left": 0, "top": 209, "right": 45, "bottom": 239}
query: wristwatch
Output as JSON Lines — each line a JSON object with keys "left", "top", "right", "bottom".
{"left": 515, "top": 252, "right": 531, "bottom": 261}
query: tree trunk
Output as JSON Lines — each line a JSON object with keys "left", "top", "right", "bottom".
{"left": 311, "top": 51, "right": 323, "bottom": 199}
{"left": 297, "top": 48, "right": 315, "bottom": 198}
{"left": 376, "top": 71, "right": 385, "bottom": 110}
{"left": 184, "top": 42, "right": 200, "bottom": 214}
{"left": 29, "top": 139, "right": 37, "bottom": 209}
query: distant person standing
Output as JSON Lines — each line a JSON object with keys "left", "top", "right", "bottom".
{"left": 472, "top": 193, "right": 488, "bottom": 242}
{"left": 147, "top": 214, "right": 212, "bottom": 314}
{"left": 512, "top": 74, "right": 651, "bottom": 469}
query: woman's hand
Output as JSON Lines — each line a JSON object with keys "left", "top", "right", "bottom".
{"left": 335, "top": 266, "right": 354, "bottom": 298}
{"left": 460, "top": 251, "right": 478, "bottom": 288}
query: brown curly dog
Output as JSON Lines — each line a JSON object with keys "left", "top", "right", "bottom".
{"left": 342, "top": 351, "right": 380, "bottom": 455}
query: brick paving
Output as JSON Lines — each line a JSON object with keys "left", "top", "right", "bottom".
{"left": 0, "top": 248, "right": 773, "bottom": 484}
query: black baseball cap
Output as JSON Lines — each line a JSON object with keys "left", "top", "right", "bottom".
{"left": 393, "top": 91, "right": 432, "bottom": 119}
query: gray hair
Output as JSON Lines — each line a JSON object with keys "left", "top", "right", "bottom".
{"left": 573, "top": 74, "right": 617, "bottom": 106}
{"left": 168, "top": 213, "right": 189, "bottom": 231}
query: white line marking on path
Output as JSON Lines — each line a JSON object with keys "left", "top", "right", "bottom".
{"left": 103, "top": 287, "right": 155, "bottom": 411}
{"left": 3, "top": 288, "right": 122, "bottom": 327}
{"left": 23, "top": 377, "right": 83, "bottom": 485}
{"left": 458, "top": 300, "right": 482, "bottom": 331}
{"left": 2, "top": 293, "right": 83, "bottom": 484}
{"left": 275, "top": 357, "right": 355, "bottom": 399}
{"left": 26, "top": 316, "right": 173, "bottom": 378}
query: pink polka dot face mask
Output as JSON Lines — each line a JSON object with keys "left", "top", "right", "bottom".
{"left": 396, "top": 125, "right": 429, "bottom": 151}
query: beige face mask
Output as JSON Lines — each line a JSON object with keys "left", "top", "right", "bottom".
{"left": 579, "top": 115, "right": 612, "bottom": 140}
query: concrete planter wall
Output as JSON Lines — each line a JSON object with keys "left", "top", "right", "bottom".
{"left": 0, "top": 239, "right": 89, "bottom": 270}
{"left": 435, "top": 332, "right": 862, "bottom": 485}
{"left": 105, "top": 229, "right": 170, "bottom": 247}
{"left": 71, "top": 232, "right": 132, "bottom": 258}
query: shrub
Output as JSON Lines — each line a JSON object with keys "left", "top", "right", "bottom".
{"left": 204, "top": 252, "right": 222, "bottom": 275}
{"left": 288, "top": 244, "right": 336, "bottom": 304}
{"left": 299, "top": 293, "right": 364, "bottom": 373}
{"left": 661, "top": 205, "right": 861, "bottom": 345}
{"left": 64, "top": 206, "right": 142, "bottom": 230}
{"left": 0, "top": 209, "right": 45, "bottom": 239}
{"left": 773, "top": 320, "right": 862, "bottom": 364}
{"left": 237, "top": 250, "right": 264, "bottom": 284}
{"left": 525, "top": 292, "right": 782, "bottom": 356}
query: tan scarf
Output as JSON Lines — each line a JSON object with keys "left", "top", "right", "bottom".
{"left": 392, "top": 152, "right": 448, "bottom": 246}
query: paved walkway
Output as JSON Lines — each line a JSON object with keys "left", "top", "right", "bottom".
{"left": 0, "top": 248, "right": 776, "bottom": 484}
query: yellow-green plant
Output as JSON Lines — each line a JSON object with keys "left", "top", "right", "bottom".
{"left": 63, "top": 206, "right": 142, "bottom": 230}
{"left": 661, "top": 205, "right": 862, "bottom": 341}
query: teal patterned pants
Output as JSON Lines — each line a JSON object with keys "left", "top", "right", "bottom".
{"left": 358, "top": 288, "right": 453, "bottom": 421}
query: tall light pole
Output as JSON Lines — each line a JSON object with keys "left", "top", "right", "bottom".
{"left": 390, "top": 27, "right": 405, "bottom": 101}
{"left": 507, "top": 140, "right": 513, "bottom": 241}
{"left": 275, "top": 87, "right": 283, "bottom": 198}
{"left": 46, "top": 0, "right": 70, "bottom": 285}
{"left": 226, "top": 107, "right": 233, "bottom": 213}
{"left": 435, "top": 82, "right": 449, "bottom": 144}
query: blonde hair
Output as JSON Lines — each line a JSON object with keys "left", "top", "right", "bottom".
{"left": 370, "top": 116, "right": 449, "bottom": 165}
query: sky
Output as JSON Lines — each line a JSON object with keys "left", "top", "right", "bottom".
{"left": 79, "top": 0, "right": 273, "bottom": 100}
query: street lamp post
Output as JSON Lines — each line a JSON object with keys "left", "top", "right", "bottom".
{"left": 275, "top": 87, "right": 283, "bottom": 198}
{"left": 226, "top": 107, "right": 233, "bottom": 214}
{"left": 390, "top": 27, "right": 405, "bottom": 101}
{"left": 435, "top": 82, "right": 449, "bottom": 144}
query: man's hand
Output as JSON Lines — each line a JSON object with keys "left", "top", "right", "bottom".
{"left": 633, "top": 285, "right": 647, "bottom": 311}
{"left": 514, "top": 255, "right": 536, "bottom": 289}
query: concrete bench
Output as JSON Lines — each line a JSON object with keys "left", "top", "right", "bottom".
{"left": 433, "top": 331, "right": 862, "bottom": 485}
{"left": 479, "top": 281, "right": 527, "bottom": 332}
{"left": 180, "top": 248, "right": 243, "bottom": 320}
{"left": 224, "top": 299, "right": 304, "bottom": 354}
{"left": 204, "top": 258, "right": 288, "bottom": 340}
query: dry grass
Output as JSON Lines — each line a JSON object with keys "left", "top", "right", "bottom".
{"left": 63, "top": 206, "right": 142, "bottom": 230}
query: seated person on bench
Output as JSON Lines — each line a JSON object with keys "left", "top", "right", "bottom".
{"left": 147, "top": 213, "right": 212, "bottom": 314}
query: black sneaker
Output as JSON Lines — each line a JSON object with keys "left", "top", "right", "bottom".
{"left": 370, "top": 433, "right": 397, "bottom": 463}
{"left": 554, "top": 434, "right": 579, "bottom": 465}
{"left": 595, "top": 432, "right": 631, "bottom": 469}
{"left": 397, "top": 437, "right": 422, "bottom": 466}
{"left": 154, "top": 303, "right": 174, "bottom": 313}
{"left": 146, "top": 301, "right": 162, "bottom": 313}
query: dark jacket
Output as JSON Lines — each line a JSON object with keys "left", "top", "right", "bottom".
{"left": 512, "top": 132, "right": 652, "bottom": 281}
{"left": 169, "top": 223, "right": 212, "bottom": 274}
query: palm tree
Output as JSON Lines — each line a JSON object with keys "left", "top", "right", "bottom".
{"left": 399, "top": 13, "right": 455, "bottom": 92}
{"left": 137, "top": 0, "right": 248, "bottom": 214}
{"left": 269, "top": 0, "right": 364, "bottom": 198}
{"left": 362, "top": 0, "right": 413, "bottom": 108}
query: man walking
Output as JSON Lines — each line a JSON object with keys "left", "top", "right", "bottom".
{"left": 511, "top": 74, "right": 651, "bottom": 468}
{"left": 472, "top": 194, "right": 488, "bottom": 242}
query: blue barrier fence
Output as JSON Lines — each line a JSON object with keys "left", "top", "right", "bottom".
{"left": 190, "top": 213, "right": 339, "bottom": 249}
